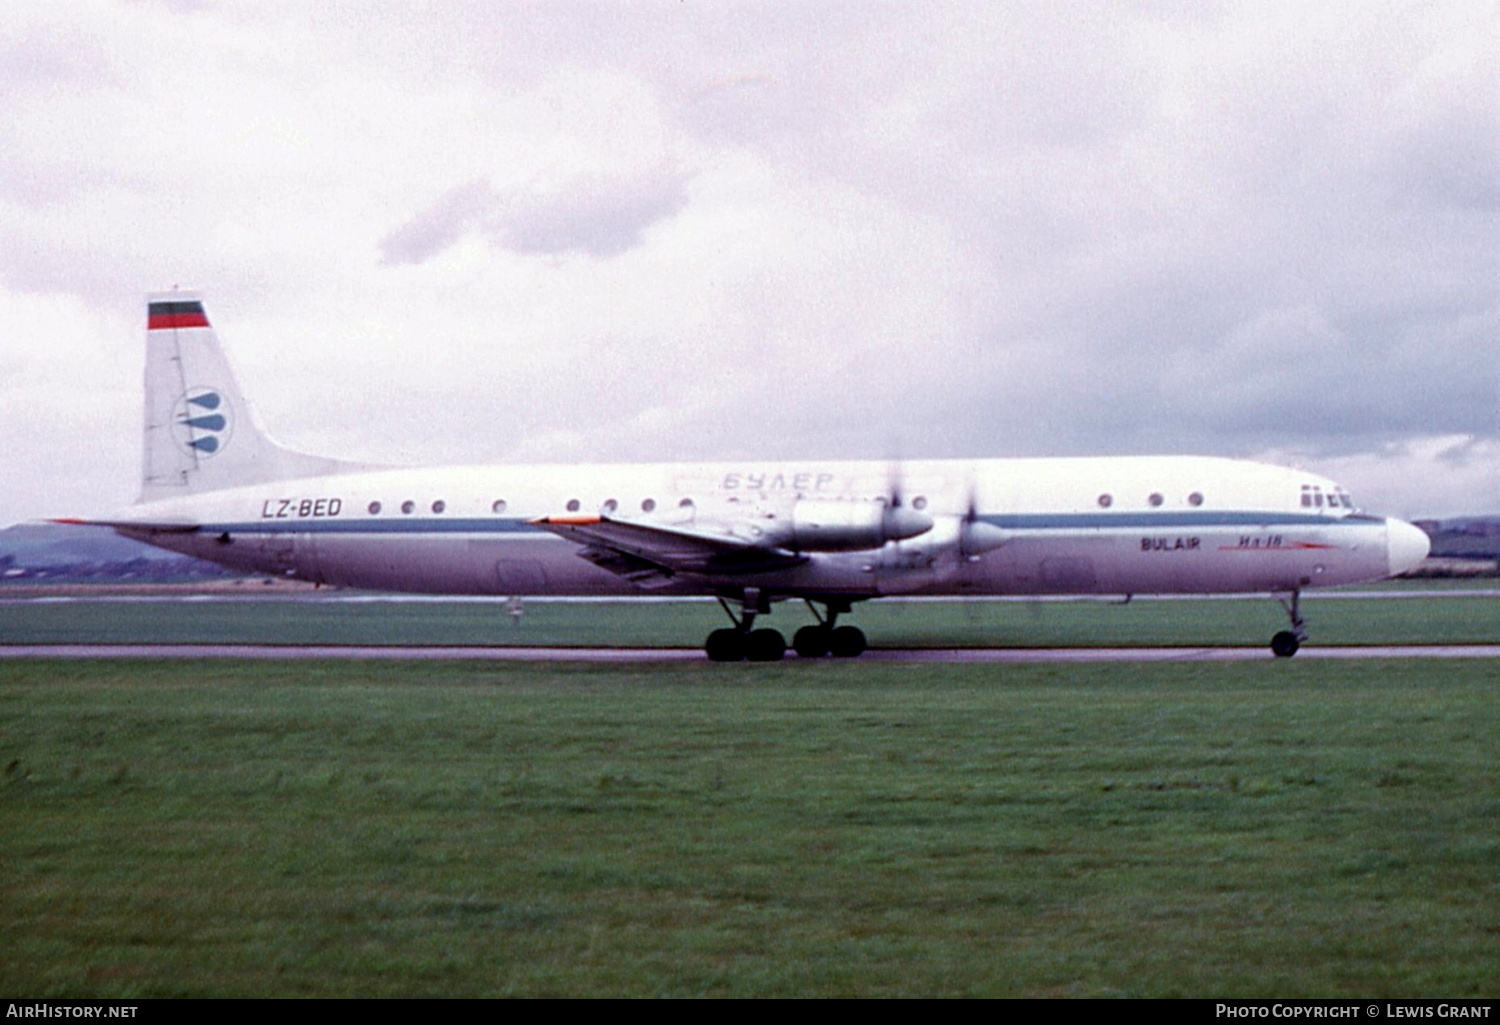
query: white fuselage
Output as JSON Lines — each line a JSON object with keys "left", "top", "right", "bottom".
{"left": 115, "top": 454, "right": 1420, "bottom": 601}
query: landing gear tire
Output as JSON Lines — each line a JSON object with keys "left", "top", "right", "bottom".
{"left": 745, "top": 628, "right": 788, "bottom": 662}
{"left": 828, "top": 625, "right": 867, "bottom": 658}
{"left": 705, "top": 628, "right": 747, "bottom": 663}
{"left": 792, "top": 625, "right": 832, "bottom": 658}
{"left": 1270, "top": 630, "right": 1301, "bottom": 658}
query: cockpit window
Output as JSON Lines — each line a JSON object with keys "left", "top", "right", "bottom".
{"left": 1303, "top": 483, "right": 1356, "bottom": 512}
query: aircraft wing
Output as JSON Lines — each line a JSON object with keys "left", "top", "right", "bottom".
{"left": 532, "top": 514, "right": 806, "bottom": 586}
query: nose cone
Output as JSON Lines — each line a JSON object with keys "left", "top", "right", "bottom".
{"left": 1386, "top": 519, "right": 1431, "bottom": 578}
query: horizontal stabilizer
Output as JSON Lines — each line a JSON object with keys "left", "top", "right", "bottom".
{"left": 50, "top": 516, "right": 199, "bottom": 535}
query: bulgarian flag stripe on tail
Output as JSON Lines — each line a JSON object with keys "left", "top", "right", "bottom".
{"left": 147, "top": 300, "right": 210, "bottom": 330}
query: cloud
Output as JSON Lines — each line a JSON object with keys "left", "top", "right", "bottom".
{"left": 490, "top": 170, "right": 690, "bottom": 258}
{"left": 1379, "top": 20, "right": 1500, "bottom": 212}
{"left": 379, "top": 170, "right": 691, "bottom": 264}
{"left": 378, "top": 180, "right": 496, "bottom": 266}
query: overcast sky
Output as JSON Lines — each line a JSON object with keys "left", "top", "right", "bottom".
{"left": 2, "top": 1, "right": 1496, "bottom": 525}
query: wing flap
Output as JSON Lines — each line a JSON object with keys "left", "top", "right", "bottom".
{"left": 533, "top": 515, "right": 806, "bottom": 579}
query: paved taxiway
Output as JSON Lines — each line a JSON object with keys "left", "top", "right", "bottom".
{"left": 4, "top": 644, "right": 1500, "bottom": 662}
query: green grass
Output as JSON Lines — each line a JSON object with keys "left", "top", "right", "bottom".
{"left": 2, "top": 659, "right": 1496, "bottom": 996}
{"left": 1, "top": 592, "right": 1498, "bottom": 647}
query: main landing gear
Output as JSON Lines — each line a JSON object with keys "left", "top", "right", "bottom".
{"left": 1271, "top": 588, "right": 1308, "bottom": 658}
{"left": 703, "top": 594, "right": 868, "bottom": 662}
{"left": 790, "top": 599, "right": 867, "bottom": 659}
{"left": 704, "top": 592, "right": 784, "bottom": 662}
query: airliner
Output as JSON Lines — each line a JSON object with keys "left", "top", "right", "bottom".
{"left": 59, "top": 293, "right": 1431, "bottom": 660}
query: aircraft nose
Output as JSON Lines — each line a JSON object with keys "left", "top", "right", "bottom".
{"left": 1386, "top": 519, "right": 1431, "bottom": 578}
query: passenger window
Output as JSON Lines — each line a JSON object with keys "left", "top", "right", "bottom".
{"left": 642, "top": 498, "right": 657, "bottom": 512}
{"left": 1148, "top": 493, "right": 1164, "bottom": 507}
{"left": 401, "top": 500, "right": 415, "bottom": 515}
{"left": 1098, "top": 494, "right": 1112, "bottom": 508}
{"left": 368, "top": 501, "right": 382, "bottom": 515}
{"left": 566, "top": 499, "right": 581, "bottom": 513}
{"left": 432, "top": 500, "right": 445, "bottom": 514}
{"left": 1188, "top": 492, "right": 1204, "bottom": 507}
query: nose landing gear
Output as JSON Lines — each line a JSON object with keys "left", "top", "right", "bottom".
{"left": 1271, "top": 589, "right": 1308, "bottom": 658}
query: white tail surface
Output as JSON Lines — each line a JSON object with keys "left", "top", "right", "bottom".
{"left": 140, "top": 292, "right": 364, "bottom": 502}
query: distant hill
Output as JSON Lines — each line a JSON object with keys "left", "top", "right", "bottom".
{"left": 0, "top": 522, "right": 239, "bottom": 582}
{"left": 1412, "top": 517, "right": 1500, "bottom": 561}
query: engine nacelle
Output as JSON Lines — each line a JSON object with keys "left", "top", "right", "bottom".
{"left": 864, "top": 516, "right": 1011, "bottom": 594}
{"left": 766, "top": 498, "right": 934, "bottom": 552}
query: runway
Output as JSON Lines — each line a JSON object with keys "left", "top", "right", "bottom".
{"left": 4, "top": 644, "right": 1500, "bottom": 662}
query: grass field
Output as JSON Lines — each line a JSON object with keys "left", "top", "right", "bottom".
{"left": 2, "top": 657, "right": 1496, "bottom": 997}
{"left": 2, "top": 590, "right": 1499, "bottom": 648}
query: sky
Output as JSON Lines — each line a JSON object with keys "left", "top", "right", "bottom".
{"left": 2, "top": 0, "right": 1497, "bottom": 526}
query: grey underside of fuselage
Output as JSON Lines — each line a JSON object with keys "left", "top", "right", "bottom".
{"left": 126, "top": 521, "right": 1390, "bottom": 600}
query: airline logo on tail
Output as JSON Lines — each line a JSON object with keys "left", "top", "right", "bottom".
{"left": 173, "top": 388, "right": 233, "bottom": 456}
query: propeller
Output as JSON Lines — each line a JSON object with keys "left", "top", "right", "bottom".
{"left": 957, "top": 478, "right": 1007, "bottom": 559}
{"left": 880, "top": 459, "right": 933, "bottom": 542}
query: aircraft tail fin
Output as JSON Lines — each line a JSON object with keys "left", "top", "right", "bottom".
{"left": 140, "top": 292, "right": 366, "bottom": 502}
